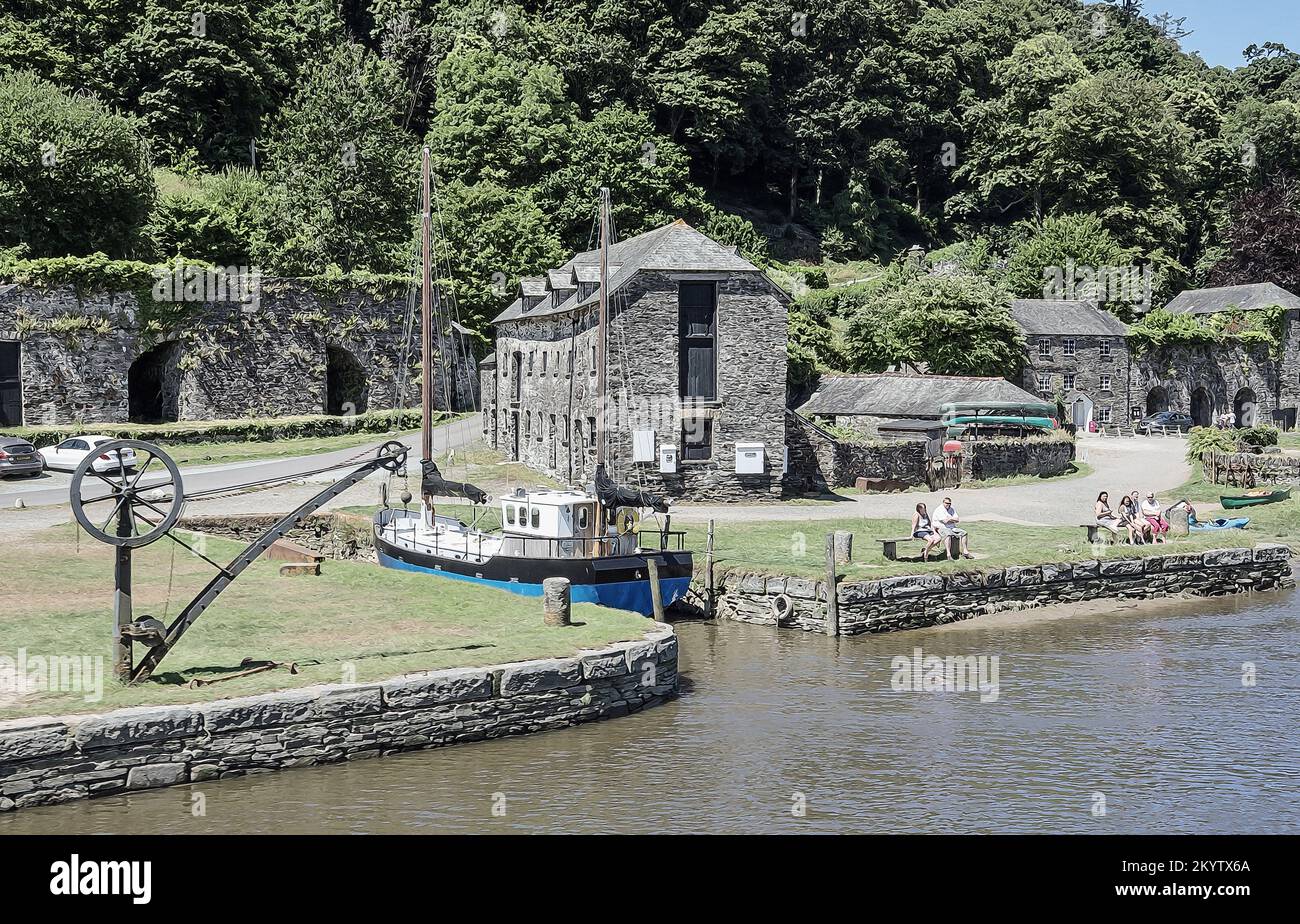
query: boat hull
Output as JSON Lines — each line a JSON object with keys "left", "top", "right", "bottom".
{"left": 374, "top": 532, "right": 693, "bottom": 617}
{"left": 1220, "top": 489, "right": 1291, "bottom": 509}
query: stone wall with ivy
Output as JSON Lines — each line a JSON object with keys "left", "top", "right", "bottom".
{"left": 0, "top": 278, "right": 474, "bottom": 426}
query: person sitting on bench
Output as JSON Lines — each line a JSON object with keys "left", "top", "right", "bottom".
{"left": 1140, "top": 491, "right": 1170, "bottom": 543}
{"left": 1094, "top": 491, "right": 1122, "bottom": 540}
{"left": 911, "top": 502, "right": 946, "bottom": 561}
{"left": 934, "top": 496, "right": 973, "bottom": 559}
{"left": 1118, "top": 493, "right": 1149, "bottom": 544}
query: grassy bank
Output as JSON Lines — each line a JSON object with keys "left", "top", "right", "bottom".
{"left": 0, "top": 525, "right": 648, "bottom": 720}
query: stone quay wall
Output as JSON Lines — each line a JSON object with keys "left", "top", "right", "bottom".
{"left": 178, "top": 513, "right": 379, "bottom": 562}
{"left": 0, "top": 626, "right": 678, "bottom": 813}
{"left": 716, "top": 545, "right": 1293, "bottom": 636}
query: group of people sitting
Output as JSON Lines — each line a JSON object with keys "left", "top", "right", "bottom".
{"left": 1094, "top": 490, "right": 1171, "bottom": 544}
{"left": 910, "top": 497, "right": 975, "bottom": 561}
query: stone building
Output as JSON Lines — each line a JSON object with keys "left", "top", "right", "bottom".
{"left": 1148, "top": 282, "right": 1300, "bottom": 428}
{"left": 480, "top": 220, "right": 790, "bottom": 501}
{"left": 0, "top": 278, "right": 472, "bottom": 427}
{"left": 1011, "top": 284, "right": 1300, "bottom": 430}
{"left": 796, "top": 372, "right": 1045, "bottom": 437}
{"left": 1010, "top": 299, "right": 1131, "bottom": 429}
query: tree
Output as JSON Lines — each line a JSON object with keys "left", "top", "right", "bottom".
{"left": 255, "top": 43, "right": 417, "bottom": 274}
{"left": 845, "top": 274, "right": 1024, "bottom": 376}
{"left": 1208, "top": 178, "right": 1300, "bottom": 293}
{"left": 0, "top": 71, "right": 155, "bottom": 258}
{"left": 1004, "top": 213, "right": 1135, "bottom": 298}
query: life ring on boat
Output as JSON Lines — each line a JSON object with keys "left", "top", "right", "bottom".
{"left": 615, "top": 507, "right": 640, "bottom": 536}
{"left": 770, "top": 593, "right": 793, "bottom": 623}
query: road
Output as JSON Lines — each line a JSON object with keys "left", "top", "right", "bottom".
{"left": 671, "top": 433, "right": 1194, "bottom": 527}
{"left": 0, "top": 416, "right": 479, "bottom": 509}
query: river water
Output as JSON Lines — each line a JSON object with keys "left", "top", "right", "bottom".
{"left": 4, "top": 591, "right": 1298, "bottom": 834}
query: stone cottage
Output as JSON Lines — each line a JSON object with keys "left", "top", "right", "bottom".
{"left": 1010, "top": 299, "right": 1131, "bottom": 429}
{"left": 0, "top": 278, "right": 472, "bottom": 427}
{"left": 480, "top": 220, "right": 790, "bottom": 501}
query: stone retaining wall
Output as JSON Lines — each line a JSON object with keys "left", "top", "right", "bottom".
{"left": 717, "top": 545, "right": 1293, "bottom": 635}
{"left": 0, "top": 626, "right": 678, "bottom": 813}
{"left": 963, "top": 437, "right": 1074, "bottom": 480}
{"left": 1206, "top": 451, "right": 1300, "bottom": 486}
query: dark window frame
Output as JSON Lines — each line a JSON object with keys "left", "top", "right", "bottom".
{"left": 678, "top": 282, "right": 717, "bottom": 401}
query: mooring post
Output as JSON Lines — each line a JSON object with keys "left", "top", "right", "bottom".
{"left": 661, "top": 514, "right": 671, "bottom": 551}
{"left": 705, "top": 518, "right": 716, "bottom": 617}
{"left": 113, "top": 507, "right": 133, "bottom": 682}
{"left": 834, "top": 530, "right": 853, "bottom": 565}
{"left": 825, "top": 533, "right": 839, "bottom": 637}
{"left": 646, "top": 557, "right": 665, "bottom": 622}
{"left": 542, "top": 577, "right": 571, "bottom": 627}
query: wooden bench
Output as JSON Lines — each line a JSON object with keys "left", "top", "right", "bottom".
{"left": 879, "top": 534, "right": 960, "bottom": 561}
{"left": 1081, "top": 523, "right": 1118, "bottom": 544}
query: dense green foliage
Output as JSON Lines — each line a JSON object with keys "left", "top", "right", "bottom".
{"left": 1184, "top": 424, "right": 1280, "bottom": 462}
{"left": 1, "top": 0, "right": 1298, "bottom": 346}
{"left": 1127, "top": 305, "right": 1288, "bottom": 356}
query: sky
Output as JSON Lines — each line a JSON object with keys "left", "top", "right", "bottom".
{"left": 1153, "top": 0, "right": 1299, "bottom": 67}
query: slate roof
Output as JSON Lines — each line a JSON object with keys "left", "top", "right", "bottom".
{"left": 1164, "top": 282, "right": 1300, "bottom": 315}
{"left": 1010, "top": 299, "right": 1128, "bottom": 336}
{"left": 493, "top": 220, "right": 765, "bottom": 324}
{"left": 798, "top": 374, "right": 1042, "bottom": 418}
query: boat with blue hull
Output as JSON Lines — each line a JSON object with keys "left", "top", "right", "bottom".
{"left": 372, "top": 170, "right": 693, "bottom": 615}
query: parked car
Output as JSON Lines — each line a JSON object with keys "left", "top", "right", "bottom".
{"left": 1137, "top": 411, "right": 1194, "bottom": 434}
{"left": 0, "top": 436, "right": 45, "bottom": 477}
{"left": 38, "top": 436, "right": 137, "bottom": 473}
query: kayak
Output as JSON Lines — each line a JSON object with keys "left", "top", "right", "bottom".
{"left": 1220, "top": 488, "right": 1291, "bottom": 509}
{"left": 1190, "top": 516, "right": 1250, "bottom": 531}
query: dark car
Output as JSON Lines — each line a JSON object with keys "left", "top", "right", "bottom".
{"left": 0, "top": 436, "right": 45, "bottom": 477}
{"left": 1137, "top": 411, "right": 1194, "bottom": 434}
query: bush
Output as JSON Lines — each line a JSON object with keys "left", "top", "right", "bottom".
{"left": 1185, "top": 426, "right": 1238, "bottom": 462}
{"left": 1237, "top": 424, "right": 1279, "bottom": 448}
{"left": 0, "top": 71, "right": 155, "bottom": 258}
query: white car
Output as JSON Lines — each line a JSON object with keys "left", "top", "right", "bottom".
{"left": 39, "top": 436, "right": 137, "bottom": 474}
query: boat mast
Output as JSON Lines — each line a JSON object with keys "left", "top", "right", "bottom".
{"left": 596, "top": 186, "right": 609, "bottom": 468}
{"left": 421, "top": 146, "right": 433, "bottom": 464}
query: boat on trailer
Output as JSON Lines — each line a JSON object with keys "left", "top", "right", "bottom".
{"left": 372, "top": 156, "right": 693, "bottom": 616}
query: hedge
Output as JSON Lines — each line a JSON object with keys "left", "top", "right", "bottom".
{"left": 0, "top": 409, "right": 446, "bottom": 448}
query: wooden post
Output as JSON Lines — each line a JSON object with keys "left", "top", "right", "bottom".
{"left": 646, "top": 557, "right": 665, "bottom": 622}
{"left": 543, "top": 577, "right": 571, "bottom": 626}
{"left": 705, "top": 519, "right": 716, "bottom": 618}
{"left": 824, "top": 533, "right": 838, "bottom": 637}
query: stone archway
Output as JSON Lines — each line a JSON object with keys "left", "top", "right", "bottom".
{"left": 1191, "top": 387, "right": 1213, "bottom": 428}
{"left": 128, "top": 342, "right": 183, "bottom": 423}
{"left": 1145, "top": 386, "right": 1170, "bottom": 416}
{"left": 1234, "top": 387, "right": 1258, "bottom": 428}
{"left": 325, "top": 345, "right": 369, "bottom": 416}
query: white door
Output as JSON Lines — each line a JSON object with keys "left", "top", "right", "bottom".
{"left": 1071, "top": 396, "right": 1093, "bottom": 429}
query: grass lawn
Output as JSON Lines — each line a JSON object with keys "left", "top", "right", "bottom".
{"left": 0, "top": 525, "right": 649, "bottom": 719}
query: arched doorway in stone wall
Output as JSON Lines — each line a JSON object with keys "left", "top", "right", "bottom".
{"left": 1234, "top": 387, "right": 1258, "bottom": 428}
{"left": 1190, "top": 387, "right": 1214, "bottom": 428}
{"left": 325, "top": 346, "right": 369, "bottom": 416}
{"left": 128, "top": 342, "right": 183, "bottom": 423}
{"left": 1145, "top": 386, "right": 1170, "bottom": 416}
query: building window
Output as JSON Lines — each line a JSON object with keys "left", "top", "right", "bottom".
{"left": 528, "top": 351, "right": 534, "bottom": 374}
{"left": 1099, "top": 408, "right": 1113, "bottom": 424}
{"left": 683, "top": 419, "right": 713, "bottom": 460}
{"left": 549, "top": 414, "right": 556, "bottom": 441}
{"left": 1100, "top": 374, "right": 1112, "bottom": 392}
{"left": 1038, "top": 339, "right": 1051, "bottom": 359}
{"left": 678, "top": 282, "right": 717, "bottom": 400}
{"left": 1063, "top": 373, "right": 1076, "bottom": 391}
{"left": 587, "top": 416, "right": 596, "bottom": 450}
{"left": 1037, "top": 372, "right": 1052, "bottom": 392}
{"left": 525, "top": 411, "right": 531, "bottom": 440}
{"left": 590, "top": 344, "right": 596, "bottom": 372}
{"left": 1062, "top": 338, "right": 1076, "bottom": 357}
{"left": 542, "top": 351, "right": 547, "bottom": 373}
{"left": 1099, "top": 341, "right": 1111, "bottom": 359}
